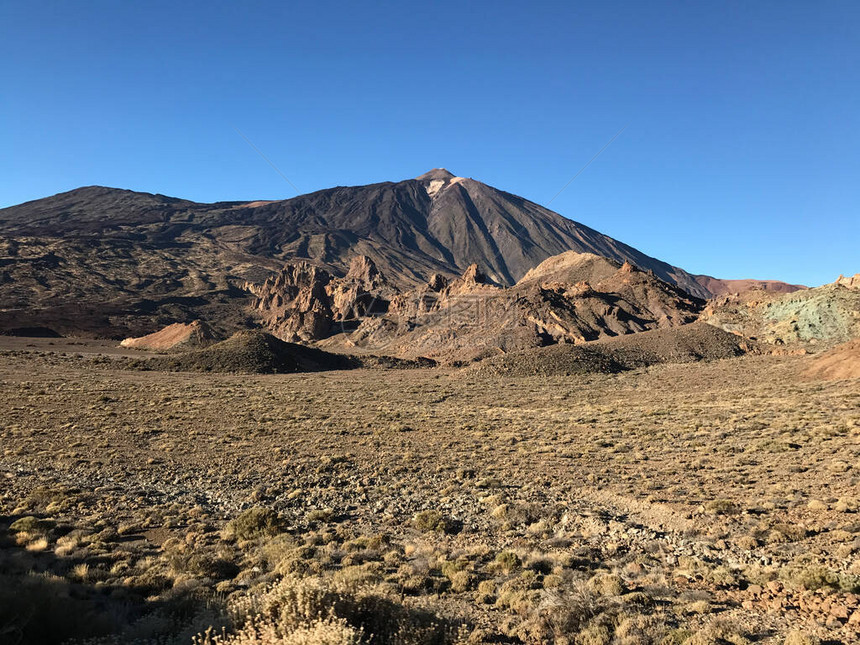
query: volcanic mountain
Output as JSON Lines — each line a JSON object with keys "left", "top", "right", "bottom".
{"left": 0, "top": 169, "right": 795, "bottom": 337}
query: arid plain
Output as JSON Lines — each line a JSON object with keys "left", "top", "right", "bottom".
{"left": 2, "top": 339, "right": 858, "bottom": 645}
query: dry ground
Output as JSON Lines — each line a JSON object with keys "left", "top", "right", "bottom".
{"left": 1, "top": 341, "right": 859, "bottom": 644}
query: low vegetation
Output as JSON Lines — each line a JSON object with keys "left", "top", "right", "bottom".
{"left": 1, "top": 343, "right": 858, "bottom": 644}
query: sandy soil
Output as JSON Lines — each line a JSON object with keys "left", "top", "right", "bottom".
{"left": 1, "top": 346, "right": 858, "bottom": 644}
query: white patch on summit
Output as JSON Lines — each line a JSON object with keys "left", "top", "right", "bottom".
{"left": 425, "top": 176, "right": 466, "bottom": 198}
{"left": 426, "top": 180, "right": 445, "bottom": 198}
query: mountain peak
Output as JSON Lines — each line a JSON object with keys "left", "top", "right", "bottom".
{"left": 416, "top": 168, "right": 456, "bottom": 182}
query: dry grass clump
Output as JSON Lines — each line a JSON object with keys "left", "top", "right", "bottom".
{"left": 783, "top": 630, "right": 820, "bottom": 645}
{"left": 586, "top": 573, "right": 626, "bottom": 596}
{"left": 778, "top": 564, "right": 860, "bottom": 592}
{"left": 702, "top": 499, "right": 740, "bottom": 515}
{"left": 223, "top": 508, "right": 287, "bottom": 541}
{"left": 195, "top": 617, "right": 363, "bottom": 645}
{"left": 685, "top": 619, "right": 750, "bottom": 645}
{"left": 511, "top": 584, "right": 667, "bottom": 645}
{"left": 411, "top": 510, "right": 459, "bottom": 534}
{"left": 196, "top": 574, "right": 461, "bottom": 645}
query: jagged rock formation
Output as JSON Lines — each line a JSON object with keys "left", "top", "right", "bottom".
{"left": 250, "top": 262, "right": 335, "bottom": 342}
{"left": 251, "top": 256, "right": 396, "bottom": 342}
{"left": 120, "top": 320, "right": 213, "bottom": 350}
{"left": 835, "top": 273, "right": 860, "bottom": 289}
{"left": 316, "top": 251, "right": 704, "bottom": 361}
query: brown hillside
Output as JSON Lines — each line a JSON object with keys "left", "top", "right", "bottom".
{"left": 803, "top": 339, "right": 860, "bottom": 381}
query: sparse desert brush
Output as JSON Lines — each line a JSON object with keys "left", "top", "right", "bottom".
{"left": 779, "top": 564, "right": 860, "bottom": 592}
{"left": 204, "top": 574, "right": 457, "bottom": 645}
{"left": 543, "top": 574, "right": 564, "bottom": 589}
{"left": 306, "top": 508, "right": 334, "bottom": 523}
{"left": 783, "top": 630, "right": 820, "bottom": 645}
{"left": 332, "top": 563, "right": 383, "bottom": 588}
{"left": 342, "top": 534, "right": 387, "bottom": 552}
{"left": 493, "top": 550, "right": 522, "bottom": 573}
{"left": 195, "top": 616, "right": 363, "bottom": 645}
{"left": 586, "top": 573, "right": 625, "bottom": 596}
{"left": 223, "top": 508, "right": 287, "bottom": 541}
{"left": 702, "top": 499, "right": 740, "bottom": 515}
{"left": 411, "top": 510, "right": 459, "bottom": 534}
{"left": 733, "top": 535, "right": 759, "bottom": 551}
{"left": 9, "top": 515, "right": 52, "bottom": 535}
{"left": 25, "top": 537, "right": 50, "bottom": 552}
{"left": 394, "top": 562, "right": 430, "bottom": 594}
{"left": 682, "top": 600, "right": 711, "bottom": 615}
{"left": 685, "top": 619, "right": 750, "bottom": 645}
{"left": 662, "top": 628, "right": 694, "bottom": 644}
{"left": 260, "top": 533, "right": 298, "bottom": 567}
{"left": 447, "top": 570, "right": 475, "bottom": 593}
{"left": 762, "top": 522, "right": 809, "bottom": 544}
{"left": 167, "top": 551, "right": 240, "bottom": 579}
{"left": 510, "top": 584, "right": 607, "bottom": 644}
{"left": 489, "top": 501, "right": 542, "bottom": 527}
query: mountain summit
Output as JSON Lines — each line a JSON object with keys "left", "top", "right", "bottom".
{"left": 416, "top": 168, "right": 457, "bottom": 181}
{"left": 0, "top": 170, "right": 796, "bottom": 336}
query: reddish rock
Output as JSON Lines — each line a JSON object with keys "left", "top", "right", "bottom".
{"left": 120, "top": 320, "right": 213, "bottom": 350}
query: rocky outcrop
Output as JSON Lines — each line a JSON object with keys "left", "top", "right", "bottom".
{"left": 702, "top": 274, "right": 860, "bottom": 347}
{"left": 835, "top": 273, "right": 860, "bottom": 289}
{"left": 120, "top": 321, "right": 213, "bottom": 350}
{"left": 251, "top": 262, "right": 335, "bottom": 342}
{"left": 250, "top": 255, "right": 397, "bottom": 342}
{"left": 342, "top": 252, "right": 705, "bottom": 361}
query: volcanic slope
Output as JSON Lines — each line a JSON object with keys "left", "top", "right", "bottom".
{"left": 0, "top": 170, "right": 725, "bottom": 336}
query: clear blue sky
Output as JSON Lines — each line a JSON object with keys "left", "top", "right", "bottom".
{"left": 2, "top": 1, "right": 858, "bottom": 286}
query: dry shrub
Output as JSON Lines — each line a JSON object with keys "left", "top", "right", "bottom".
{"left": 586, "top": 573, "right": 625, "bottom": 596}
{"left": 200, "top": 574, "right": 461, "bottom": 645}
{"left": 779, "top": 564, "right": 860, "bottom": 592}
{"left": 223, "top": 508, "right": 287, "bottom": 542}
{"left": 195, "top": 617, "right": 362, "bottom": 645}
{"left": 411, "top": 510, "right": 459, "bottom": 534}
{"left": 686, "top": 619, "right": 750, "bottom": 645}
{"left": 513, "top": 586, "right": 600, "bottom": 643}
{"left": 783, "top": 631, "right": 820, "bottom": 645}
